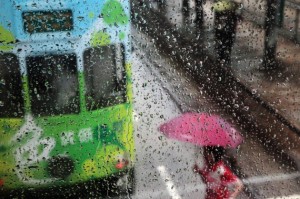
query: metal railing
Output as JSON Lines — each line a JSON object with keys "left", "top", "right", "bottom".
{"left": 285, "top": 0, "right": 300, "bottom": 41}
{"left": 241, "top": 0, "right": 300, "bottom": 42}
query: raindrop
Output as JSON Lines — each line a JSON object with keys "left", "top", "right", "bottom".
{"left": 77, "top": 16, "right": 84, "bottom": 21}
{"left": 251, "top": 89, "right": 257, "bottom": 95}
{"left": 243, "top": 106, "right": 249, "bottom": 111}
{"left": 0, "top": 79, "right": 5, "bottom": 86}
{"left": 239, "top": 3, "right": 244, "bottom": 9}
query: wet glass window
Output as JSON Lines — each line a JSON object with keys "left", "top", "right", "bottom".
{"left": 27, "top": 54, "right": 80, "bottom": 116}
{"left": 83, "top": 45, "right": 126, "bottom": 110}
{"left": 3, "top": 0, "right": 300, "bottom": 198}
{"left": 0, "top": 53, "right": 24, "bottom": 117}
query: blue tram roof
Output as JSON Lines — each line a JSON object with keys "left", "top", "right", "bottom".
{"left": 0, "top": 0, "right": 130, "bottom": 43}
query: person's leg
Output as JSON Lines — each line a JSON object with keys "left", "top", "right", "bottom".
{"left": 215, "top": 29, "right": 226, "bottom": 64}
{"left": 195, "top": 0, "right": 204, "bottom": 30}
{"left": 223, "top": 15, "right": 238, "bottom": 66}
{"left": 182, "top": 0, "right": 190, "bottom": 24}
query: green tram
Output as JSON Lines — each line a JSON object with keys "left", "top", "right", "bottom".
{"left": 0, "top": 0, "right": 134, "bottom": 197}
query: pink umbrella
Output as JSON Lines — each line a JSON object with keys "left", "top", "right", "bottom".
{"left": 159, "top": 112, "right": 243, "bottom": 148}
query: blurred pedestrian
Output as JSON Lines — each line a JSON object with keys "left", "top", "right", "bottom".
{"left": 213, "top": 0, "right": 241, "bottom": 66}
{"left": 194, "top": 146, "right": 244, "bottom": 199}
{"left": 195, "top": 0, "right": 204, "bottom": 30}
{"left": 182, "top": 0, "right": 204, "bottom": 29}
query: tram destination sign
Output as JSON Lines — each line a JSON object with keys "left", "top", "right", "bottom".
{"left": 23, "top": 10, "right": 73, "bottom": 34}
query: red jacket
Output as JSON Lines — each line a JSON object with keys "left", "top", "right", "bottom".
{"left": 196, "top": 160, "right": 239, "bottom": 199}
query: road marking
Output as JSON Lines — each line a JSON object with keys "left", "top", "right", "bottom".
{"left": 133, "top": 111, "right": 139, "bottom": 122}
{"left": 134, "top": 171, "right": 299, "bottom": 199}
{"left": 267, "top": 194, "right": 300, "bottom": 199}
{"left": 243, "top": 172, "right": 300, "bottom": 185}
{"left": 157, "top": 165, "right": 182, "bottom": 199}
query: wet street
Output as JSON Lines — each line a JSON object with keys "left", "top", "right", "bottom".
{"left": 132, "top": 51, "right": 203, "bottom": 198}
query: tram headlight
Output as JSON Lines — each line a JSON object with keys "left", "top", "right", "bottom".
{"left": 115, "top": 153, "right": 130, "bottom": 170}
{"left": 0, "top": 179, "right": 4, "bottom": 187}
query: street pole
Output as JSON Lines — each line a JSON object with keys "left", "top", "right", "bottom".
{"left": 195, "top": 0, "right": 204, "bottom": 32}
{"left": 182, "top": 0, "right": 190, "bottom": 25}
{"left": 263, "top": 0, "right": 284, "bottom": 70}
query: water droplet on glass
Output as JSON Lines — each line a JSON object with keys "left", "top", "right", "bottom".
{"left": 77, "top": 16, "right": 84, "bottom": 21}
{"left": 0, "top": 79, "right": 5, "bottom": 86}
{"left": 243, "top": 106, "right": 249, "bottom": 111}
{"left": 239, "top": 3, "right": 244, "bottom": 9}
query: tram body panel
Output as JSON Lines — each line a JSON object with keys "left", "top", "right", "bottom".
{"left": 0, "top": 0, "right": 134, "bottom": 191}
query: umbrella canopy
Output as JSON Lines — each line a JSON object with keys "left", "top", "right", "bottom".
{"left": 159, "top": 112, "right": 243, "bottom": 148}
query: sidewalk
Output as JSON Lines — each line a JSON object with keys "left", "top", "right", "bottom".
{"left": 232, "top": 19, "right": 300, "bottom": 131}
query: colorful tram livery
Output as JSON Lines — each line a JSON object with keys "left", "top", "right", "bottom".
{"left": 0, "top": 0, "right": 134, "bottom": 196}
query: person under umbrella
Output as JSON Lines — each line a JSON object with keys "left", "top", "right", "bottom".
{"left": 159, "top": 112, "right": 244, "bottom": 198}
{"left": 193, "top": 146, "right": 243, "bottom": 199}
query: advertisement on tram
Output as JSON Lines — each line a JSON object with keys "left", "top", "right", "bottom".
{"left": 0, "top": 0, "right": 134, "bottom": 196}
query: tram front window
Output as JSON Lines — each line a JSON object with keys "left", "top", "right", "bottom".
{"left": 0, "top": 53, "right": 24, "bottom": 118}
{"left": 83, "top": 45, "right": 126, "bottom": 110}
{"left": 27, "top": 54, "right": 80, "bottom": 116}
